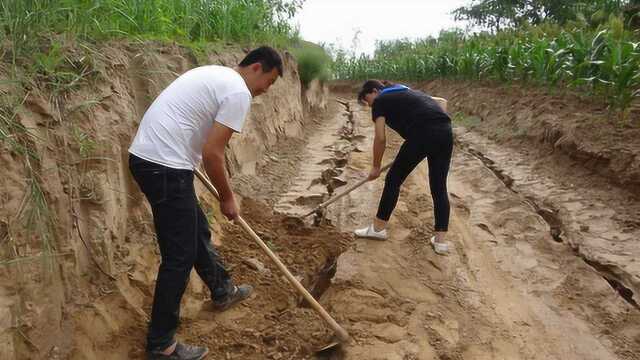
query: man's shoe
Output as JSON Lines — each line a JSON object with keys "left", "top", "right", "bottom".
{"left": 354, "top": 224, "right": 388, "bottom": 240}
{"left": 147, "top": 342, "right": 209, "bottom": 360}
{"left": 212, "top": 284, "right": 253, "bottom": 311}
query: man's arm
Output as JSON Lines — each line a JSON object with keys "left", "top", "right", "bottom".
{"left": 369, "top": 116, "right": 386, "bottom": 180}
{"left": 202, "top": 121, "right": 238, "bottom": 220}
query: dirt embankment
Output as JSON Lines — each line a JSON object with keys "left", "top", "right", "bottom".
{"left": 423, "top": 79, "right": 640, "bottom": 195}
{"left": 0, "top": 42, "right": 334, "bottom": 359}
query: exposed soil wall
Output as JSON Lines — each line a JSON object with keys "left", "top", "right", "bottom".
{"left": 0, "top": 42, "right": 330, "bottom": 359}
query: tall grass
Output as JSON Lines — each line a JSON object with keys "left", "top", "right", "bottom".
{"left": 333, "top": 18, "right": 640, "bottom": 117}
{"left": 0, "top": 106, "right": 56, "bottom": 270}
{"left": 22, "top": 163, "right": 56, "bottom": 269}
{"left": 0, "top": 95, "right": 39, "bottom": 159}
{"left": 1, "top": 0, "right": 302, "bottom": 58}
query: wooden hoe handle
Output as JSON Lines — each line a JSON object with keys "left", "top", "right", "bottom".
{"left": 304, "top": 162, "right": 393, "bottom": 218}
{"left": 194, "top": 169, "right": 350, "bottom": 343}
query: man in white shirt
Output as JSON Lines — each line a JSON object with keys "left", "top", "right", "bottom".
{"left": 129, "top": 46, "right": 282, "bottom": 360}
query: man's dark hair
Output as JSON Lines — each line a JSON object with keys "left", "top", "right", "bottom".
{"left": 239, "top": 46, "right": 283, "bottom": 77}
{"left": 357, "top": 79, "right": 388, "bottom": 103}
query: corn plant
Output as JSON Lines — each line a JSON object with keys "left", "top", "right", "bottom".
{"left": 333, "top": 18, "right": 640, "bottom": 118}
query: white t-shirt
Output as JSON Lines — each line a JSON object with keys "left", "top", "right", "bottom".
{"left": 129, "top": 65, "right": 252, "bottom": 170}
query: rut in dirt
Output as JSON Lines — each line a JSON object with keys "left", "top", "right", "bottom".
{"left": 456, "top": 134, "right": 640, "bottom": 311}
{"left": 274, "top": 99, "right": 362, "bottom": 219}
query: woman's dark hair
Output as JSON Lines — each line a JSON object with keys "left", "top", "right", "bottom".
{"left": 357, "top": 79, "right": 394, "bottom": 103}
{"left": 239, "top": 46, "right": 283, "bottom": 77}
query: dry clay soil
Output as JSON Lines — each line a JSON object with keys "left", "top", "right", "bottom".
{"left": 107, "top": 85, "right": 639, "bottom": 360}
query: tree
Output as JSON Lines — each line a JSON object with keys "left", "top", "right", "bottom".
{"left": 453, "top": 0, "right": 523, "bottom": 32}
{"left": 453, "top": 0, "right": 631, "bottom": 31}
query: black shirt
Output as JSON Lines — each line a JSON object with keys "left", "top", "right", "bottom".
{"left": 371, "top": 89, "right": 451, "bottom": 140}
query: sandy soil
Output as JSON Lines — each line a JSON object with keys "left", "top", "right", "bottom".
{"left": 3, "top": 46, "right": 639, "bottom": 358}
{"left": 115, "top": 86, "right": 640, "bottom": 360}
{"left": 113, "top": 198, "right": 352, "bottom": 359}
{"left": 0, "top": 42, "right": 345, "bottom": 360}
{"left": 257, "top": 90, "right": 640, "bottom": 360}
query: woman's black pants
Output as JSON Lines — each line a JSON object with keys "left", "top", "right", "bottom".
{"left": 376, "top": 125, "right": 453, "bottom": 232}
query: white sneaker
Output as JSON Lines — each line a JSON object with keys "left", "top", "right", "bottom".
{"left": 354, "top": 225, "right": 388, "bottom": 240}
{"left": 430, "top": 236, "right": 449, "bottom": 255}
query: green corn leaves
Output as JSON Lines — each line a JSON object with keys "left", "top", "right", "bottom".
{"left": 333, "top": 21, "right": 640, "bottom": 118}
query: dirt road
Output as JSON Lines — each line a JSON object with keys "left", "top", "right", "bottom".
{"left": 95, "top": 90, "right": 639, "bottom": 359}
{"left": 264, "top": 94, "right": 639, "bottom": 359}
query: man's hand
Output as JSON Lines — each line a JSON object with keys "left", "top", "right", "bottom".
{"left": 368, "top": 166, "right": 382, "bottom": 181}
{"left": 221, "top": 197, "right": 240, "bottom": 220}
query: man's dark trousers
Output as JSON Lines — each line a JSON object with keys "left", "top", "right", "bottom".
{"left": 129, "top": 154, "right": 231, "bottom": 351}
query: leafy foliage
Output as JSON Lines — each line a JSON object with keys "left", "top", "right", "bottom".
{"left": 291, "top": 41, "right": 332, "bottom": 86}
{"left": 453, "top": 0, "right": 634, "bottom": 32}
{"left": 333, "top": 18, "right": 640, "bottom": 116}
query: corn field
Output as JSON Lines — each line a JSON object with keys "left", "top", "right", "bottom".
{"left": 333, "top": 19, "right": 640, "bottom": 115}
